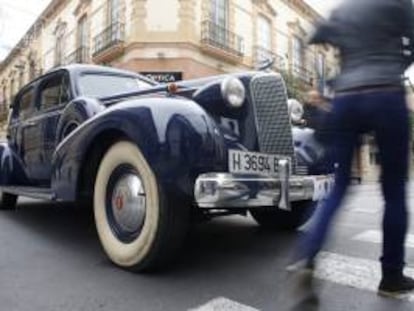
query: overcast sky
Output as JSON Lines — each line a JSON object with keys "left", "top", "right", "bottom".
{"left": 0, "top": 0, "right": 341, "bottom": 61}
{"left": 0, "top": 0, "right": 51, "bottom": 60}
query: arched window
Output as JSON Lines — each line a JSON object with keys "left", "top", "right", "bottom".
{"left": 106, "top": 0, "right": 122, "bottom": 43}
{"left": 256, "top": 15, "right": 272, "bottom": 64}
{"left": 29, "top": 60, "right": 36, "bottom": 81}
{"left": 257, "top": 16, "right": 271, "bottom": 50}
{"left": 9, "top": 78, "right": 15, "bottom": 104}
{"left": 210, "top": 0, "right": 229, "bottom": 47}
{"left": 211, "top": 0, "right": 228, "bottom": 28}
{"left": 1, "top": 85, "right": 7, "bottom": 109}
{"left": 108, "top": 0, "right": 121, "bottom": 24}
{"left": 77, "top": 15, "right": 89, "bottom": 62}
{"left": 292, "top": 36, "right": 304, "bottom": 75}
{"left": 18, "top": 69, "right": 25, "bottom": 89}
{"left": 54, "top": 22, "right": 66, "bottom": 66}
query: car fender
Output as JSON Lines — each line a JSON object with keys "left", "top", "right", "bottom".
{"left": 292, "top": 126, "right": 334, "bottom": 174}
{"left": 51, "top": 97, "right": 226, "bottom": 201}
{"left": 0, "top": 142, "right": 29, "bottom": 186}
{"left": 55, "top": 97, "right": 104, "bottom": 143}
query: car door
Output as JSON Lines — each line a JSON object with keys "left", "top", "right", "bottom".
{"left": 8, "top": 85, "right": 37, "bottom": 183}
{"left": 26, "top": 71, "right": 72, "bottom": 184}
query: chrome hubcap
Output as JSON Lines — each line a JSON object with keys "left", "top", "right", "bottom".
{"left": 110, "top": 173, "right": 146, "bottom": 235}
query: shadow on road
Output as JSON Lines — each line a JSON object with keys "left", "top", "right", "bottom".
{"left": 2, "top": 200, "right": 412, "bottom": 311}
{"left": 2, "top": 200, "right": 298, "bottom": 275}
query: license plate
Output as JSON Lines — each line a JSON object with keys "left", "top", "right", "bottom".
{"left": 311, "top": 176, "right": 334, "bottom": 201}
{"left": 228, "top": 150, "right": 290, "bottom": 175}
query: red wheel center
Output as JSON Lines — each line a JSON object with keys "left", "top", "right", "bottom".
{"left": 115, "top": 194, "right": 124, "bottom": 211}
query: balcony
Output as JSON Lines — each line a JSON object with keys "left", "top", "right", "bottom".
{"left": 0, "top": 101, "right": 9, "bottom": 122}
{"left": 92, "top": 22, "right": 125, "bottom": 63}
{"left": 200, "top": 20, "right": 244, "bottom": 63}
{"left": 291, "top": 64, "right": 314, "bottom": 85}
{"left": 65, "top": 46, "right": 90, "bottom": 64}
{"left": 254, "top": 46, "right": 286, "bottom": 72}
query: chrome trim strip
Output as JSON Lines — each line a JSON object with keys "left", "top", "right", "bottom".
{"left": 278, "top": 158, "right": 290, "bottom": 210}
{"left": 194, "top": 173, "right": 333, "bottom": 209}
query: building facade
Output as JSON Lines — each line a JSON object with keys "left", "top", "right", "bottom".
{"left": 5, "top": 0, "right": 378, "bottom": 179}
{"left": 0, "top": 0, "right": 338, "bottom": 114}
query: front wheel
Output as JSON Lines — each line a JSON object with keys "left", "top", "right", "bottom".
{"left": 94, "top": 141, "right": 189, "bottom": 271}
{"left": 250, "top": 200, "right": 315, "bottom": 231}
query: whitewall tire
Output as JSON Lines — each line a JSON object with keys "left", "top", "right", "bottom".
{"left": 94, "top": 141, "right": 188, "bottom": 271}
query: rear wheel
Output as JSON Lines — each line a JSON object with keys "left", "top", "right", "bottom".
{"left": 94, "top": 141, "right": 189, "bottom": 271}
{"left": 250, "top": 200, "right": 315, "bottom": 231}
{"left": 0, "top": 192, "right": 18, "bottom": 210}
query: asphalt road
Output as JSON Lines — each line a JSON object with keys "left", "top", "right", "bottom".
{"left": 1, "top": 184, "right": 414, "bottom": 311}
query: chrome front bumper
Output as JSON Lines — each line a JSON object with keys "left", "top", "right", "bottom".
{"left": 194, "top": 173, "right": 333, "bottom": 210}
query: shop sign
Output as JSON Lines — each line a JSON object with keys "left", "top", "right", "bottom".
{"left": 140, "top": 72, "right": 183, "bottom": 83}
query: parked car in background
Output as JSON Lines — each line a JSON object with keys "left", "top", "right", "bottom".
{"left": 0, "top": 64, "right": 333, "bottom": 271}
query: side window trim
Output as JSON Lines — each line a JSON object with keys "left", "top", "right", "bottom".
{"left": 36, "top": 70, "right": 72, "bottom": 113}
{"left": 12, "top": 84, "right": 36, "bottom": 122}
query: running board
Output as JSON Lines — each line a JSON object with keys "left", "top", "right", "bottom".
{"left": 0, "top": 186, "right": 55, "bottom": 201}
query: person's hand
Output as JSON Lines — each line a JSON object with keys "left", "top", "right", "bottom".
{"left": 293, "top": 119, "right": 307, "bottom": 126}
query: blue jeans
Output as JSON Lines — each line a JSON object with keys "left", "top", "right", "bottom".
{"left": 301, "top": 89, "right": 410, "bottom": 272}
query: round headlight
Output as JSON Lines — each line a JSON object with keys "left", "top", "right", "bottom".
{"left": 287, "top": 99, "right": 304, "bottom": 123}
{"left": 220, "top": 77, "right": 246, "bottom": 108}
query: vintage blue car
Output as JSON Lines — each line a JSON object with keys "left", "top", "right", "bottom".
{"left": 0, "top": 64, "right": 333, "bottom": 271}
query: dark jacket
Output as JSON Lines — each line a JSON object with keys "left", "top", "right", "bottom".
{"left": 310, "top": 0, "right": 414, "bottom": 91}
{"left": 303, "top": 105, "right": 332, "bottom": 143}
{"left": 303, "top": 105, "right": 328, "bottom": 131}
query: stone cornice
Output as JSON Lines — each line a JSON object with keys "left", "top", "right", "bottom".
{"left": 287, "top": 19, "right": 307, "bottom": 37}
{"left": 252, "top": 0, "right": 277, "bottom": 17}
{"left": 73, "top": 0, "right": 92, "bottom": 17}
{"left": 280, "top": 0, "right": 322, "bottom": 22}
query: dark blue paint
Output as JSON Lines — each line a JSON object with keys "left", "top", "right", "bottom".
{"left": 52, "top": 97, "right": 226, "bottom": 201}
{"left": 0, "top": 64, "right": 328, "bottom": 205}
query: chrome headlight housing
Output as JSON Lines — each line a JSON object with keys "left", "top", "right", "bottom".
{"left": 287, "top": 99, "right": 304, "bottom": 123}
{"left": 220, "top": 77, "right": 246, "bottom": 108}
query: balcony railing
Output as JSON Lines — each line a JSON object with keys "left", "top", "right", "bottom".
{"left": 201, "top": 20, "right": 244, "bottom": 58}
{"left": 254, "top": 46, "right": 286, "bottom": 71}
{"left": 0, "top": 101, "right": 9, "bottom": 121}
{"left": 292, "top": 63, "right": 314, "bottom": 85}
{"left": 65, "top": 46, "right": 90, "bottom": 64}
{"left": 93, "top": 22, "right": 125, "bottom": 56}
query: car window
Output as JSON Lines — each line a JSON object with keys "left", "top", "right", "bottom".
{"left": 78, "top": 74, "right": 152, "bottom": 98}
{"left": 13, "top": 87, "right": 35, "bottom": 121}
{"left": 39, "top": 72, "right": 71, "bottom": 111}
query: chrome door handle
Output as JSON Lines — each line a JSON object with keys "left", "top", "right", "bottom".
{"left": 26, "top": 121, "right": 37, "bottom": 127}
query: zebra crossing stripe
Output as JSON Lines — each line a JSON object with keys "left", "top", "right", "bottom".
{"left": 190, "top": 249, "right": 414, "bottom": 310}
{"left": 189, "top": 297, "right": 259, "bottom": 311}
{"left": 316, "top": 252, "right": 414, "bottom": 301}
{"left": 352, "top": 230, "right": 414, "bottom": 249}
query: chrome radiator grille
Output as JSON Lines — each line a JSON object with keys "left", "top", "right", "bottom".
{"left": 249, "top": 73, "right": 295, "bottom": 160}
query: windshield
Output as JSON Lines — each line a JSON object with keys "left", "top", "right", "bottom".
{"left": 78, "top": 73, "right": 153, "bottom": 98}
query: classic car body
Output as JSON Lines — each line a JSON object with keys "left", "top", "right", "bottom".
{"left": 0, "top": 64, "right": 333, "bottom": 271}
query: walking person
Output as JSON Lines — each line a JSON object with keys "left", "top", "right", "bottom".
{"left": 302, "top": 89, "right": 331, "bottom": 132}
{"left": 288, "top": 0, "right": 414, "bottom": 301}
